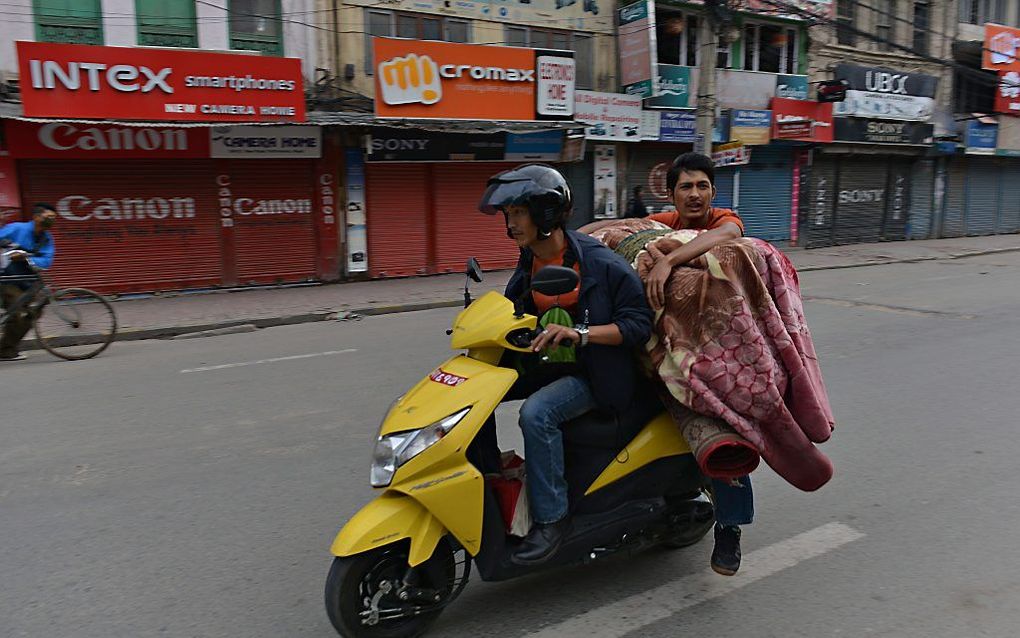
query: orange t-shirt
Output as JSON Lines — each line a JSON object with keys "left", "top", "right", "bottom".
{"left": 531, "top": 247, "right": 581, "bottom": 316}
{"left": 648, "top": 207, "right": 745, "bottom": 234}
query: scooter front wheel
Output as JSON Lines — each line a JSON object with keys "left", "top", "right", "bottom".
{"left": 324, "top": 539, "right": 466, "bottom": 638}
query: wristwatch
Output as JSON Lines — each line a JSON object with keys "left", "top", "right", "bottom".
{"left": 573, "top": 324, "right": 590, "bottom": 347}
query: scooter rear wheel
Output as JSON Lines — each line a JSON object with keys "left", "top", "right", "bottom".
{"left": 324, "top": 540, "right": 459, "bottom": 638}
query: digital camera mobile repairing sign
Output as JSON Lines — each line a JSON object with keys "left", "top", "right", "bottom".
{"left": 16, "top": 41, "right": 306, "bottom": 122}
{"left": 373, "top": 38, "right": 574, "bottom": 121}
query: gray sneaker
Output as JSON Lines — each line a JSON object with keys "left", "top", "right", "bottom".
{"left": 0, "top": 352, "right": 27, "bottom": 361}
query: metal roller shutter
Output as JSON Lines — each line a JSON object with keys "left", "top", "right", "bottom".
{"left": 909, "top": 160, "right": 935, "bottom": 240}
{"left": 433, "top": 163, "right": 520, "bottom": 274}
{"left": 225, "top": 160, "right": 317, "bottom": 285}
{"left": 942, "top": 160, "right": 966, "bottom": 238}
{"left": 714, "top": 168, "right": 736, "bottom": 210}
{"left": 832, "top": 159, "right": 888, "bottom": 245}
{"left": 737, "top": 147, "right": 793, "bottom": 242}
{"left": 882, "top": 160, "right": 912, "bottom": 241}
{"left": 804, "top": 156, "right": 838, "bottom": 248}
{"left": 562, "top": 156, "right": 595, "bottom": 230}
{"left": 964, "top": 157, "right": 1000, "bottom": 236}
{"left": 366, "top": 164, "right": 429, "bottom": 278}
{"left": 998, "top": 162, "right": 1020, "bottom": 234}
{"left": 18, "top": 159, "right": 221, "bottom": 293}
{"left": 626, "top": 144, "right": 688, "bottom": 216}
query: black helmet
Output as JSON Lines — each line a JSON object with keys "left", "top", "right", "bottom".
{"left": 478, "top": 164, "right": 572, "bottom": 236}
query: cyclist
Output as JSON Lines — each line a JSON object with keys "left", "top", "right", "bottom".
{"left": 1, "top": 203, "right": 57, "bottom": 361}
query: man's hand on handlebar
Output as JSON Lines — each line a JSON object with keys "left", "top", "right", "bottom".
{"left": 531, "top": 324, "right": 580, "bottom": 352}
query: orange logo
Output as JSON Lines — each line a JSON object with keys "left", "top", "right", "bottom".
{"left": 378, "top": 54, "right": 442, "bottom": 106}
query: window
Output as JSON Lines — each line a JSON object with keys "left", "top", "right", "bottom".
{"left": 875, "top": 0, "right": 894, "bottom": 52}
{"left": 365, "top": 10, "right": 474, "bottom": 74}
{"left": 836, "top": 0, "right": 855, "bottom": 46}
{"left": 655, "top": 10, "right": 698, "bottom": 67}
{"left": 913, "top": 1, "right": 930, "bottom": 55}
{"left": 959, "top": 0, "right": 1005, "bottom": 25}
{"left": 136, "top": 0, "right": 197, "bottom": 48}
{"left": 743, "top": 23, "right": 798, "bottom": 73}
{"left": 33, "top": 0, "right": 103, "bottom": 45}
{"left": 503, "top": 26, "right": 595, "bottom": 90}
{"left": 229, "top": 0, "right": 283, "bottom": 55}
{"left": 953, "top": 67, "right": 996, "bottom": 113}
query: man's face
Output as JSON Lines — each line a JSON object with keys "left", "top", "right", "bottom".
{"left": 504, "top": 205, "right": 539, "bottom": 248}
{"left": 34, "top": 209, "right": 57, "bottom": 231}
{"left": 671, "top": 170, "right": 716, "bottom": 223}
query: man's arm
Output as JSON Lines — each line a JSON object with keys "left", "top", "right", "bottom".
{"left": 29, "top": 237, "right": 55, "bottom": 269}
{"left": 645, "top": 221, "right": 742, "bottom": 310}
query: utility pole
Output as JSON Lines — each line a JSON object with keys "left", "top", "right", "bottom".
{"left": 695, "top": 0, "right": 720, "bottom": 156}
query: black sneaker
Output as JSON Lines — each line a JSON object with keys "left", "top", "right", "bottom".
{"left": 0, "top": 352, "right": 27, "bottom": 362}
{"left": 711, "top": 524, "right": 741, "bottom": 576}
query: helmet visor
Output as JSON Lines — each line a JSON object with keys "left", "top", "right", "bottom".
{"left": 478, "top": 170, "right": 556, "bottom": 215}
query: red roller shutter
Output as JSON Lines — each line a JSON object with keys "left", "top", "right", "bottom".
{"left": 434, "top": 163, "right": 520, "bottom": 274}
{"left": 366, "top": 164, "right": 429, "bottom": 277}
{"left": 222, "top": 160, "right": 317, "bottom": 285}
{"left": 18, "top": 159, "right": 221, "bottom": 293}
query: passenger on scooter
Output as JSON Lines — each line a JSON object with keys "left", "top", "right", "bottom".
{"left": 479, "top": 164, "right": 653, "bottom": 566}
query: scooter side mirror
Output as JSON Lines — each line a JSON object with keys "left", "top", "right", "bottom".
{"left": 531, "top": 266, "right": 579, "bottom": 297}
{"left": 466, "top": 257, "right": 483, "bottom": 283}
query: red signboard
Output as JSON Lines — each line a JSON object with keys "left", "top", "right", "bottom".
{"left": 983, "top": 24, "right": 1020, "bottom": 72}
{"left": 995, "top": 70, "right": 1020, "bottom": 116}
{"left": 5, "top": 121, "right": 209, "bottom": 158}
{"left": 16, "top": 41, "right": 306, "bottom": 122}
{"left": 770, "top": 97, "right": 834, "bottom": 143}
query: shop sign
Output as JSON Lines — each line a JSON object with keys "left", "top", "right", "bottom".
{"left": 965, "top": 120, "right": 998, "bottom": 155}
{"left": 833, "top": 118, "right": 934, "bottom": 145}
{"left": 593, "top": 145, "right": 618, "bottom": 219}
{"left": 344, "top": 149, "right": 367, "bottom": 272}
{"left": 776, "top": 74, "right": 809, "bottom": 100}
{"left": 712, "top": 142, "right": 751, "bottom": 167}
{"left": 0, "top": 156, "right": 21, "bottom": 209}
{"left": 658, "top": 110, "right": 697, "bottom": 143}
{"left": 366, "top": 128, "right": 505, "bottom": 162}
{"left": 716, "top": 69, "right": 780, "bottom": 109}
{"left": 995, "top": 70, "right": 1020, "bottom": 115}
{"left": 996, "top": 115, "right": 1020, "bottom": 156}
{"left": 575, "top": 91, "right": 642, "bottom": 141}
{"left": 210, "top": 126, "right": 322, "bottom": 158}
{"left": 770, "top": 97, "right": 834, "bottom": 142}
{"left": 504, "top": 131, "right": 565, "bottom": 161}
{"left": 373, "top": 38, "right": 574, "bottom": 121}
{"left": 640, "top": 110, "right": 661, "bottom": 141}
{"left": 983, "top": 24, "right": 1020, "bottom": 72}
{"left": 16, "top": 41, "right": 305, "bottom": 122}
{"left": 647, "top": 65, "right": 694, "bottom": 108}
{"left": 618, "top": 0, "right": 657, "bottom": 97}
{"left": 832, "top": 64, "right": 937, "bottom": 122}
{"left": 730, "top": 109, "right": 772, "bottom": 145}
{"left": 4, "top": 120, "right": 209, "bottom": 159}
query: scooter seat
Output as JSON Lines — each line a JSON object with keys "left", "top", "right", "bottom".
{"left": 562, "top": 395, "right": 663, "bottom": 451}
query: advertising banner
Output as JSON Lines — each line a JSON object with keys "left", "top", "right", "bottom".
{"left": 505, "top": 131, "right": 565, "bottom": 161}
{"left": 659, "top": 110, "right": 697, "bottom": 143}
{"left": 4, "top": 120, "right": 209, "bottom": 159}
{"left": 210, "top": 126, "right": 322, "bottom": 158}
{"left": 730, "top": 109, "right": 772, "bottom": 145}
{"left": 995, "top": 70, "right": 1020, "bottom": 115}
{"left": 373, "top": 38, "right": 574, "bottom": 121}
{"left": 594, "top": 145, "right": 618, "bottom": 219}
{"left": 833, "top": 118, "right": 934, "bottom": 145}
{"left": 575, "top": 91, "right": 642, "bottom": 141}
{"left": 17, "top": 41, "right": 305, "bottom": 122}
{"left": 712, "top": 142, "right": 752, "bottom": 167}
{"left": 618, "top": 0, "right": 657, "bottom": 97}
{"left": 832, "top": 63, "right": 937, "bottom": 122}
{"left": 344, "top": 149, "right": 367, "bottom": 273}
{"left": 776, "top": 74, "right": 810, "bottom": 100}
{"left": 716, "top": 69, "right": 781, "bottom": 109}
{"left": 965, "top": 120, "right": 998, "bottom": 155}
{"left": 366, "top": 128, "right": 505, "bottom": 161}
{"left": 647, "top": 64, "right": 695, "bottom": 108}
{"left": 640, "top": 110, "right": 662, "bottom": 141}
{"left": 770, "top": 97, "right": 834, "bottom": 142}
{"left": 984, "top": 23, "right": 1020, "bottom": 72}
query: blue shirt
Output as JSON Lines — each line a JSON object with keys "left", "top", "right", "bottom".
{"left": 0, "top": 221, "right": 55, "bottom": 269}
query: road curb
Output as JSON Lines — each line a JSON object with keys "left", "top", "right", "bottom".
{"left": 796, "top": 245, "right": 1020, "bottom": 272}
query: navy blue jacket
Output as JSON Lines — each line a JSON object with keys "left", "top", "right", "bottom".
{"left": 505, "top": 231, "right": 653, "bottom": 413}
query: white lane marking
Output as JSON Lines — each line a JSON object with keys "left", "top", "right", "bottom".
{"left": 526, "top": 522, "right": 864, "bottom": 638}
{"left": 179, "top": 349, "right": 358, "bottom": 374}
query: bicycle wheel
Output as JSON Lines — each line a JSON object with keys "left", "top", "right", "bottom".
{"left": 34, "top": 288, "right": 118, "bottom": 360}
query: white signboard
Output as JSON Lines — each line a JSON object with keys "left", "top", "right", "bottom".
{"left": 640, "top": 110, "right": 661, "bottom": 141}
{"left": 833, "top": 90, "right": 935, "bottom": 122}
{"left": 715, "top": 70, "right": 780, "bottom": 109}
{"left": 536, "top": 55, "right": 576, "bottom": 117}
{"left": 210, "top": 126, "right": 322, "bottom": 158}
{"left": 594, "top": 145, "right": 618, "bottom": 219}
{"left": 574, "top": 91, "right": 643, "bottom": 142}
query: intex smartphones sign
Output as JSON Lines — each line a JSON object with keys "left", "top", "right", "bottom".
{"left": 16, "top": 41, "right": 306, "bottom": 122}
{"left": 373, "top": 38, "right": 574, "bottom": 120}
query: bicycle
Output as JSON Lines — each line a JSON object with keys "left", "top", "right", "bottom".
{"left": 1, "top": 245, "right": 118, "bottom": 361}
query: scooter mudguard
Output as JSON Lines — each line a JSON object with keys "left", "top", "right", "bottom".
{"left": 330, "top": 492, "right": 447, "bottom": 567}
{"left": 584, "top": 412, "right": 694, "bottom": 496}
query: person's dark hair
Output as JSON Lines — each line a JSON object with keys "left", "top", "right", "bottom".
{"left": 32, "top": 203, "right": 56, "bottom": 216}
{"left": 666, "top": 153, "right": 715, "bottom": 193}
{"left": 632, "top": 185, "right": 643, "bottom": 197}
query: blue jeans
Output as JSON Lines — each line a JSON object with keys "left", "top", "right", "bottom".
{"left": 712, "top": 475, "right": 754, "bottom": 527}
{"left": 518, "top": 375, "right": 597, "bottom": 524}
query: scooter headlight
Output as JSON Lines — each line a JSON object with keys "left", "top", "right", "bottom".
{"left": 370, "top": 407, "right": 471, "bottom": 487}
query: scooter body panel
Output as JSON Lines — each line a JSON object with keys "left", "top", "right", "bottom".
{"left": 330, "top": 492, "right": 447, "bottom": 567}
{"left": 449, "top": 291, "right": 536, "bottom": 352}
{"left": 584, "top": 412, "right": 693, "bottom": 496}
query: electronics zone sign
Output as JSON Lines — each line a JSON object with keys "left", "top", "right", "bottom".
{"left": 16, "top": 41, "right": 305, "bottom": 122}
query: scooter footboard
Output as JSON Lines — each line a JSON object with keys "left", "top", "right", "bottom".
{"left": 330, "top": 492, "right": 447, "bottom": 567}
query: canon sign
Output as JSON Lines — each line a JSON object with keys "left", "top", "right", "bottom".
{"left": 37, "top": 123, "right": 189, "bottom": 152}
{"left": 29, "top": 60, "right": 173, "bottom": 93}
{"left": 57, "top": 195, "right": 196, "bottom": 222}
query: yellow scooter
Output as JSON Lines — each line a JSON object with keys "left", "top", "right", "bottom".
{"left": 324, "top": 259, "right": 713, "bottom": 637}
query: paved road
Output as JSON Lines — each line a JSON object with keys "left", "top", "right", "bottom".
{"left": 3, "top": 253, "right": 1020, "bottom": 638}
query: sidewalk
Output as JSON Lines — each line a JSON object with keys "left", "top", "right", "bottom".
{"left": 55, "top": 234, "right": 1020, "bottom": 344}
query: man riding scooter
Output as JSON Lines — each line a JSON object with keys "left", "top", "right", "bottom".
{"left": 479, "top": 164, "right": 652, "bottom": 565}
